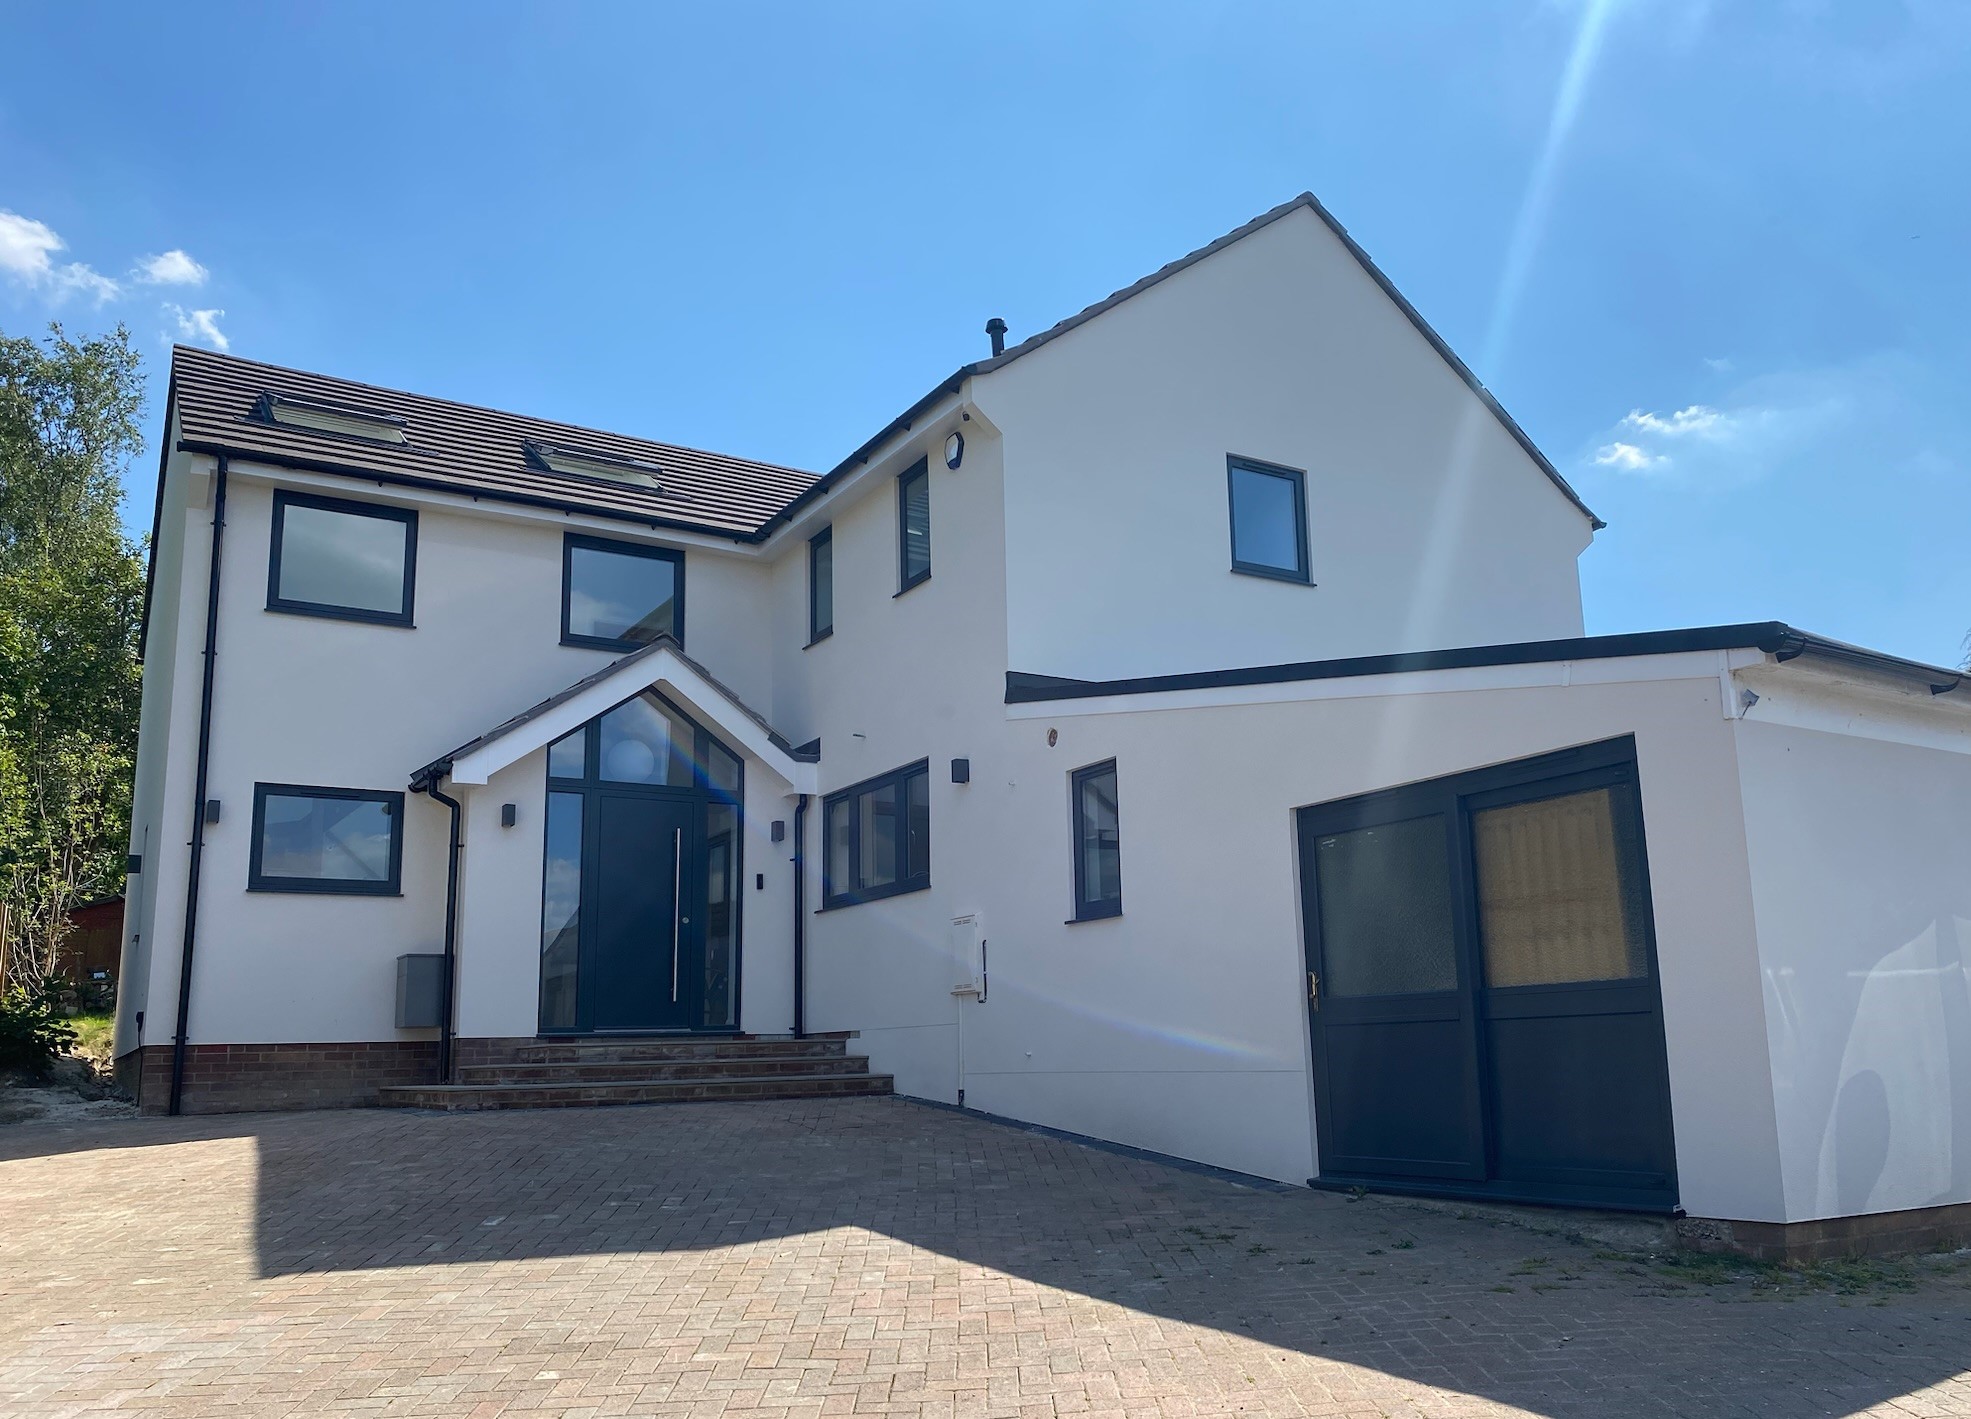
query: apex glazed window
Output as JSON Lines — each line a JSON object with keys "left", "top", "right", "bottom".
{"left": 562, "top": 533, "right": 684, "bottom": 651}
{"left": 1226, "top": 455, "right": 1310, "bottom": 583}
{"left": 823, "top": 760, "right": 930, "bottom": 907}
{"left": 248, "top": 784, "right": 404, "bottom": 894}
{"left": 268, "top": 490, "right": 417, "bottom": 624}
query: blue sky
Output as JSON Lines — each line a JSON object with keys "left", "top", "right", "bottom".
{"left": 4, "top": 1, "right": 1966, "bottom": 665}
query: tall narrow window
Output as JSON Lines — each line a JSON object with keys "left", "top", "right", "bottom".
{"left": 822, "top": 760, "right": 931, "bottom": 907}
{"left": 538, "top": 791, "right": 583, "bottom": 1030}
{"left": 808, "top": 526, "right": 833, "bottom": 642}
{"left": 1227, "top": 455, "right": 1310, "bottom": 583}
{"left": 897, "top": 458, "right": 931, "bottom": 592}
{"left": 268, "top": 491, "right": 416, "bottom": 624}
{"left": 1070, "top": 760, "right": 1122, "bottom": 920}
{"left": 562, "top": 533, "right": 683, "bottom": 651}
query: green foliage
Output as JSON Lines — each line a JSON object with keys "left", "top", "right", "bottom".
{"left": 0, "top": 981, "right": 78, "bottom": 1078}
{"left": 0, "top": 323, "right": 147, "bottom": 994}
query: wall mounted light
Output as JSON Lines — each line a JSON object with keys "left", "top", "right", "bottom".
{"left": 951, "top": 758, "right": 971, "bottom": 784}
{"left": 204, "top": 799, "right": 222, "bottom": 824}
{"left": 944, "top": 431, "right": 965, "bottom": 470}
{"left": 770, "top": 819, "right": 786, "bottom": 843}
{"left": 501, "top": 803, "right": 517, "bottom": 828}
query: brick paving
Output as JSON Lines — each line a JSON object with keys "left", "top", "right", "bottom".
{"left": 2, "top": 1097, "right": 1969, "bottom": 1418}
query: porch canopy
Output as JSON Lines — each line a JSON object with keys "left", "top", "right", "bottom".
{"left": 410, "top": 635, "right": 818, "bottom": 795}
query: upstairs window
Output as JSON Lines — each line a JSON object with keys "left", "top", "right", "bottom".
{"left": 823, "top": 760, "right": 930, "bottom": 907}
{"left": 1070, "top": 760, "right": 1122, "bottom": 921}
{"left": 897, "top": 457, "right": 931, "bottom": 592}
{"left": 808, "top": 526, "right": 833, "bottom": 643}
{"left": 268, "top": 490, "right": 417, "bottom": 625}
{"left": 562, "top": 532, "right": 683, "bottom": 651}
{"left": 1227, "top": 455, "right": 1310, "bottom": 583}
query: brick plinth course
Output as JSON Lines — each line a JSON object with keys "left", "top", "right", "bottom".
{"left": 124, "top": 1040, "right": 439, "bottom": 1114}
{"left": 4, "top": 1097, "right": 1970, "bottom": 1418}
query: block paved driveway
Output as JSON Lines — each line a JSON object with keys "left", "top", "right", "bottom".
{"left": 3, "top": 1097, "right": 1970, "bottom": 1418}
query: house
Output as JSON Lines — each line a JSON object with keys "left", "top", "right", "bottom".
{"left": 114, "top": 194, "right": 1971, "bottom": 1260}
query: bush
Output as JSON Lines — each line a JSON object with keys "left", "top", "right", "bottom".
{"left": 0, "top": 981, "right": 77, "bottom": 1078}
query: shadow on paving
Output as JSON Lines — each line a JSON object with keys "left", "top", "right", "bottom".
{"left": 5, "top": 1095, "right": 1971, "bottom": 1417}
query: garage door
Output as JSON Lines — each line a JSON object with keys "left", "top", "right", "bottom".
{"left": 1296, "top": 736, "right": 1679, "bottom": 1211}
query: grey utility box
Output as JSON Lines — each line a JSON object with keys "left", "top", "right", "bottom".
{"left": 395, "top": 953, "right": 445, "bottom": 1029}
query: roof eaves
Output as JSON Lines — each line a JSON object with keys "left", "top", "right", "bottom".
{"left": 176, "top": 437, "right": 760, "bottom": 544}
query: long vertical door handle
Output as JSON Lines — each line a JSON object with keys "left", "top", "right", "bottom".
{"left": 671, "top": 827, "right": 683, "bottom": 1003}
{"left": 1308, "top": 971, "right": 1320, "bottom": 1009}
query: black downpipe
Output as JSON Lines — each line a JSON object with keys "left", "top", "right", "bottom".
{"left": 168, "top": 456, "right": 228, "bottom": 1116}
{"left": 791, "top": 793, "right": 808, "bottom": 1039}
{"left": 420, "top": 777, "right": 463, "bottom": 1083}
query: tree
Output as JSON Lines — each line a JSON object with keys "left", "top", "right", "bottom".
{"left": 0, "top": 323, "right": 146, "bottom": 995}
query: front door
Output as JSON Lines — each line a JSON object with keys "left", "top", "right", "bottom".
{"left": 1299, "top": 737, "right": 1679, "bottom": 1211}
{"left": 590, "top": 793, "right": 701, "bottom": 1032}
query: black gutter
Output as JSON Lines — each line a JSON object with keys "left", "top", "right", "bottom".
{"left": 791, "top": 793, "right": 808, "bottom": 1040}
{"left": 175, "top": 438, "right": 772, "bottom": 547}
{"left": 412, "top": 770, "right": 463, "bottom": 1084}
{"left": 1005, "top": 622, "right": 1966, "bottom": 705}
{"left": 167, "top": 455, "right": 228, "bottom": 1116}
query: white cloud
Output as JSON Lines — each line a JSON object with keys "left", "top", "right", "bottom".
{"left": 134, "top": 249, "right": 209, "bottom": 286}
{"left": 0, "top": 209, "right": 120, "bottom": 304}
{"left": 1619, "top": 404, "right": 1730, "bottom": 438}
{"left": 1593, "top": 442, "right": 1663, "bottom": 471}
{"left": 165, "top": 303, "right": 229, "bottom": 351}
{"left": 1703, "top": 356, "right": 1734, "bottom": 374}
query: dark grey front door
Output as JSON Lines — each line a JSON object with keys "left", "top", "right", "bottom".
{"left": 591, "top": 793, "right": 701, "bottom": 1032}
{"left": 1297, "top": 737, "right": 1679, "bottom": 1211}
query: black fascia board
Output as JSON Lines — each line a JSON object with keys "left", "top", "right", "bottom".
{"left": 1005, "top": 623, "right": 1965, "bottom": 704}
{"left": 175, "top": 438, "right": 759, "bottom": 544}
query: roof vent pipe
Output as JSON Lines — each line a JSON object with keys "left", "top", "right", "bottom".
{"left": 985, "top": 318, "right": 1008, "bottom": 358}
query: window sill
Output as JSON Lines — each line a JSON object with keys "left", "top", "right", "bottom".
{"left": 1066, "top": 907, "right": 1123, "bottom": 925}
{"left": 817, "top": 879, "right": 931, "bottom": 911}
{"left": 805, "top": 628, "right": 833, "bottom": 649}
{"left": 893, "top": 572, "right": 931, "bottom": 599}
{"left": 246, "top": 884, "right": 404, "bottom": 897}
{"left": 1230, "top": 563, "right": 1316, "bottom": 587}
{"left": 266, "top": 601, "right": 415, "bottom": 628}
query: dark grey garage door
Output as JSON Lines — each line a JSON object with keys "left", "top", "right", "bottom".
{"left": 1295, "top": 736, "right": 1678, "bottom": 1211}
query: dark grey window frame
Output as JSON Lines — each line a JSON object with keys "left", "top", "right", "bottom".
{"left": 1069, "top": 758, "right": 1122, "bottom": 922}
{"left": 808, "top": 525, "right": 833, "bottom": 645}
{"left": 821, "top": 758, "right": 930, "bottom": 909}
{"left": 895, "top": 457, "right": 931, "bottom": 595}
{"left": 247, "top": 782, "right": 405, "bottom": 895}
{"left": 560, "top": 531, "right": 686, "bottom": 652}
{"left": 266, "top": 489, "right": 418, "bottom": 626}
{"left": 1226, "top": 454, "right": 1312, "bottom": 585}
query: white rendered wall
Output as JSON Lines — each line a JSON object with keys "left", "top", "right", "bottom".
{"left": 979, "top": 202, "right": 1593, "bottom": 683}
{"left": 130, "top": 457, "right": 783, "bottom": 1048}
{"left": 782, "top": 418, "right": 1012, "bottom": 1102}
{"left": 941, "top": 666, "right": 1783, "bottom": 1209}
{"left": 1734, "top": 704, "right": 1971, "bottom": 1222}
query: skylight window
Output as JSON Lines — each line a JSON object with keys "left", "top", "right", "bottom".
{"left": 254, "top": 392, "right": 409, "bottom": 445}
{"left": 522, "top": 438, "right": 665, "bottom": 492}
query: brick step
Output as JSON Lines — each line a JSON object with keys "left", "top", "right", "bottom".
{"left": 377, "top": 1072, "right": 894, "bottom": 1112}
{"left": 491, "top": 1037, "right": 850, "bottom": 1066}
{"left": 455, "top": 1054, "right": 871, "bottom": 1085}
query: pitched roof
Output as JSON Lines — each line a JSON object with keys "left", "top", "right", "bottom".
{"left": 169, "top": 345, "right": 819, "bottom": 540}
{"left": 760, "top": 194, "right": 1604, "bottom": 537}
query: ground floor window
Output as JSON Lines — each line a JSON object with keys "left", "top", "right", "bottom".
{"left": 823, "top": 760, "right": 930, "bottom": 907}
{"left": 248, "top": 783, "right": 403, "bottom": 894}
{"left": 1070, "top": 759, "right": 1121, "bottom": 920}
